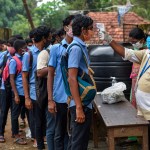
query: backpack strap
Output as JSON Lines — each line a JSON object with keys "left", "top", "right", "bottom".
{"left": 67, "top": 43, "right": 94, "bottom": 75}
{"left": 27, "top": 51, "right": 33, "bottom": 81}
{"left": 12, "top": 56, "right": 22, "bottom": 75}
{"left": 28, "top": 51, "right": 33, "bottom": 73}
{"left": 46, "top": 48, "right": 50, "bottom": 54}
{"left": 59, "top": 42, "right": 68, "bottom": 57}
{"left": 67, "top": 43, "right": 89, "bottom": 67}
{"left": 60, "top": 42, "right": 68, "bottom": 49}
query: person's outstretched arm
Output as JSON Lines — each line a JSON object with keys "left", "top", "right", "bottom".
{"left": 100, "top": 32, "right": 125, "bottom": 57}
{"left": 110, "top": 40, "right": 125, "bottom": 57}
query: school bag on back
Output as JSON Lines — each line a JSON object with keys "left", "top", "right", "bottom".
{"left": 2, "top": 56, "right": 22, "bottom": 91}
{"left": 35, "top": 49, "right": 50, "bottom": 108}
{"left": 60, "top": 43, "right": 97, "bottom": 106}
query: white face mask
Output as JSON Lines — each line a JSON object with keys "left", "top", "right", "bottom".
{"left": 132, "top": 41, "right": 143, "bottom": 50}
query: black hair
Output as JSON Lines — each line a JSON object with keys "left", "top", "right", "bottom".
{"left": 33, "top": 26, "right": 51, "bottom": 43}
{"left": 51, "top": 28, "right": 57, "bottom": 34}
{"left": 129, "top": 27, "right": 146, "bottom": 40}
{"left": 56, "top": 28, "right": 65, "bottom": 37}
{"left": 25, "top": 38, "right": 33, "bottom": 44}
{"left": 11, "top": 34, "right": 24, "bottom": 40}
{"left": 50, "top": 32, "right": 57, "bottom": 45}
{"left": 29, "top": 28, "right": 37, "bottom": 39}
{"left": 72, "top": 15, "right": 93, "bottom": 36}
{"left": 0, "top": 39, "right": 7, "bottom": 45}
{"left": 50, "top": 28, "right": 65, "bottom": 44}
{"left": 7, "top": 37, "right": 17, "bottom": 47}
{"left": 63, "top": 15, "right": 75, "bottom": 27}
{"left": 13, "top": 39, "right": 26, "bottom": 52}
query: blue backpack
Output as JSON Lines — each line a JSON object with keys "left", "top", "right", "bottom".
{"left": 60, "top": 43, "right": 97, "bottom": 106}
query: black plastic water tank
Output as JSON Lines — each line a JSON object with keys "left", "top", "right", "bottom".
{"left": 88, "top": 43, "right": 133, "bottom": 100}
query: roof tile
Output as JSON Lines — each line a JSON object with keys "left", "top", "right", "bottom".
{"left": 87, "top": 12, "right": 150, "bottom": 44}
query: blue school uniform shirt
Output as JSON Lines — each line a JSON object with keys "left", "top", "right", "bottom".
{"left": 0, "top": 51, "right": 9, "bottom": 67}
{"left": 48, "top": 39, "right": 68, "bottom": 103}
{"left": 0, "top": 51, "right": 2, "bottom": 56}
{"left": 0, "top": 50, "right": 12, "bottom": 90}
{"left": 22, "top": 45, "right": 40, "bottom": 100}
{"left": 9, "top": 53, "right": 24, "bottom": 96}
{"left": 68, "top": 36, "right": 92, "bottom": 109}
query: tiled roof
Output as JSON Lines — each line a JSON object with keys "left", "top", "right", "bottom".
{"left": 87, "top": 12, "right": 150, "bottom": 44}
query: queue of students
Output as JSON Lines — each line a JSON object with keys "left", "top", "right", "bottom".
{"left": 0, "top": 14, "right": 95, "bottom": 150}
{"left": 0, "top": 13, "right": 150, "bottom": 150}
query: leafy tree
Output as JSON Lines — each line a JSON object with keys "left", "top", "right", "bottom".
{"left": 131, "top": 0, "right": 150, "bottom": 20}
{"left": 12, "top": 14, "right": 31, "bottom": 37}
{"left": 0, "top": 0, "right": 41, "bottom": 37}
{"left": 34, "top": 0, "right": 69, "bottom": 29}
{"left": 1, "top": 0, "right": 150, "bottom": 38}
{"left": 62, "top": 0, "right": 112, "bottom": 10}
{"left": 0, "top": 0, "right": 39, "bottom": 27}
{"left": 0, "top": 0, "right": 20, "bottom": 27}
{"left": 12, "top": 14, "right": 40, "bottom": 38}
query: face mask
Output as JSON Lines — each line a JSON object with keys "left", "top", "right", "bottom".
{"left": 132, "top": 41, "right": 143, "bottom": 50}
{"left": 7, "top": 46, "right": 16, "bottom": 55}
{"left": 66, "top": 27, "right": 73, "bottom": 37}
{"left": 27, "top": 46, "right": 32, "bottom": 50}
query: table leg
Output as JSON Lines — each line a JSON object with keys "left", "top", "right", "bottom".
{"left": 108, "top": 129, "right": 115, "bottom": 150}
{"left": 92, "top": 109, "right": 98, "bottom": 148}
{"left": 142, "top": 126, "right": 148, "bottom": 150}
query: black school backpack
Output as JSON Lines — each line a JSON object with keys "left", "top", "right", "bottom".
{"left": 35, "top": 49, "right": 50, "bottom": 109}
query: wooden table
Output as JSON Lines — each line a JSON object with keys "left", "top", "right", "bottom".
{"left": 93, "top": 94, "right": 149, "bottom": 150}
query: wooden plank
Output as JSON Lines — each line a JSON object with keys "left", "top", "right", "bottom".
{"left": 142, "top": 126, "right": 149, "bottom": 150}
{"left": 113, "top": 126, "right": 145, "bottom": 137}
{"left": 108, "top": 129, "right": 115, "bottom": 150}
{"left": 92, "top": 109, "right": 99, "bottom": 148}
{"left": 94, "top": 94, "right": 149, "bottom": 127}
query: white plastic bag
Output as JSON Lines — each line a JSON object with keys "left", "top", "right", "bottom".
{"left": 101, "top": 82, "right": 127, "bottom": 104}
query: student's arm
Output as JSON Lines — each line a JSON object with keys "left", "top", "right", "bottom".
{"left": 22, "top": 53, "right": 32, "bottom": 110}
{"left": 68, "top": 68, "right": 85, "bottom": 123}
{"left": 10, "top": 74, "right": 20, "bottom": 104}
{"left": 37, "top": 67, "right": 48, "bottom": 77}
{"left": 9, "top": 60, "right": 20, "bottom": 104}
{"left": 47, "top": 46, "right": 57, "bottom": 114}
{"left": 22, "top": 71, "right": 32, "bottom": 109}
{"left": 68, "top": 46, "right": 85, "bottom": 124}
{"left": 47, "top": 66, "right": 56, "bottom": 113}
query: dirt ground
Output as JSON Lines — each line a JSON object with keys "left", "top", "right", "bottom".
{"left": 0, "top": 112, "right": 142, "bottom": 150}
{"left": 0, "top": 113, "right": 39, "bottom": 150}
{"left": 0, "top": 112, "right": 99, "bottom": 150}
